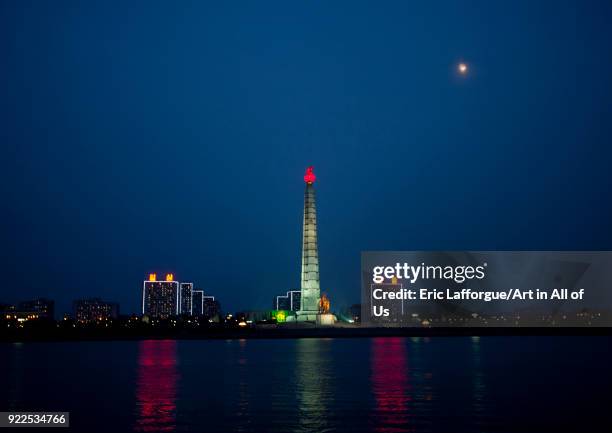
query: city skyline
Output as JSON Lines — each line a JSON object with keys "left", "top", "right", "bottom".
{"left": 3, "top": 166, "right": 330, "bottom": 319}
{"left": 2, "top": 1, "right": 612, "bottom": 317}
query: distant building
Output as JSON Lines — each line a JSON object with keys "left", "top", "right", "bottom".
{"left": 0, "top": 303, "right": 14, "bottom": 312}
{"left": 190, "top": 290, "right": 220, "bottom": 320}
{"left": 142, "top": 274, "right": 179, "bottom": 318}
{"left": 18, "top": 298, "right": 55, "bottom": 320}
{"left": 273, "top": 290, "right": 301, "bottom": 311}
{"left": 203, "top": 296, "right": 220, "bottom": 319}
{"left": 73, "top": 298, "right": 119, "bottom": 323}
{"left": 179, "top": 283, "right": 193, "bottom": 315}
{"left": 2, "top": 299, "right": 53, "bottom": 325}
{"left": 274, "top": 295, "right": 290, "bottom": 310}
{"left": 192, "top": 290, "right": 204, "bottom": 316}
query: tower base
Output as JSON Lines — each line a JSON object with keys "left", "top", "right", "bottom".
{"left": 296, "top": 310, "right": 318, "bottom": 322}
{"left": 316, "top": 313, "right": 336, "bottom": 326}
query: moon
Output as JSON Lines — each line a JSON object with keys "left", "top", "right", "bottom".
{"left": 458, "top": 62, "right": 468, "bottom": 75}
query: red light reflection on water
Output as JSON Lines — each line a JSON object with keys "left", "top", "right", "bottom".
{"left": 371, "top": 337, "right": 412, "bottom": 433}
{"left": 135, "top": 340, "right": 179, "bottom": 432}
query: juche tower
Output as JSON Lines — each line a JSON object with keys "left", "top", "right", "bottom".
{"left": 297, "top": 166, "right": 321, "bottom": 321}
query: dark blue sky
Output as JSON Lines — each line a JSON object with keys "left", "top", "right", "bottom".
{"left": 1, "top": 0, "right": 611, "bottom": 315}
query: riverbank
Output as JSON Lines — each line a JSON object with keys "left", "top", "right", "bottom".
{"left": 1, "top": 325, "right": 610, "bottom": 342}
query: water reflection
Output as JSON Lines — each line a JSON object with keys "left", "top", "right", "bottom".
{"left": 470, "top": 336, "right": 488, "bottom": 431}
{"left": 2, "top": 337, "right": 606, "bottom": 433}
{"left": 407, "top": 337, "right": 433, "bottom": 429}
{"left": 371, "top": 338, "right": 412, "bottom": 433}
{"left": 7, "top": 342, "right": 24, "bottom": 410}
{"left": 134, "top": 340, "right": 179, "bottom": 432}
{"left": 295, "top": 339, "right": 333, "bottom": 433}
{"left": 234, "top": 339, "right": 252, "bottom": 432}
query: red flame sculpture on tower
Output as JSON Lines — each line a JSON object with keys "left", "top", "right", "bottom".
{"left": 304, "top": 166, "right": 316, "bottom": 184}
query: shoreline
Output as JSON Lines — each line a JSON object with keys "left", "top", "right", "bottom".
{"left": 1, "top": 326, "right": 611, "bottom": 342}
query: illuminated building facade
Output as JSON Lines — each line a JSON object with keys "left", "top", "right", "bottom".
{"left": 298, "top": 167, "right": 321, "bottom": 321}
{"left": 73, "top": 298, "right": 119, "bottom": 323}
{"left": 190, "top": 290, "right": 220, "bottom": 319}
{"left": 2, "top": 298, "right": 55, "bottom": 325}
{"left": 274, "top": 290, "right": 301, "bottom": 311}
{"left": 18, "top": 298, "right": 55, "bottom": 320}
{"left": 203, "top": 296, "right": 220, "bottom": 320}
{"left": 142, "top": 274, "right": 179, "bottom": 318}
{"left": 191, "top": 290, "right": 204, "bottom": 316}
{"left": 179, "top": 283, "right": 193, "bottom": 315}
{"left": 275, "top": 295, "right": 291, "bottom": 311}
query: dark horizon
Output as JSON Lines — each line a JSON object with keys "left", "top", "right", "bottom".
{"left": 2, "top": 1, "right": 612, "bottom": 316}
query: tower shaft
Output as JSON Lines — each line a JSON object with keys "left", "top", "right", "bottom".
{"left": 299, "top": 183, "right": 320, "bottom": 316}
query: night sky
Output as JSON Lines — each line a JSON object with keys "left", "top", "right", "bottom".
{"left": 1, "top": 1, "right": 611, "bottom": 316}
